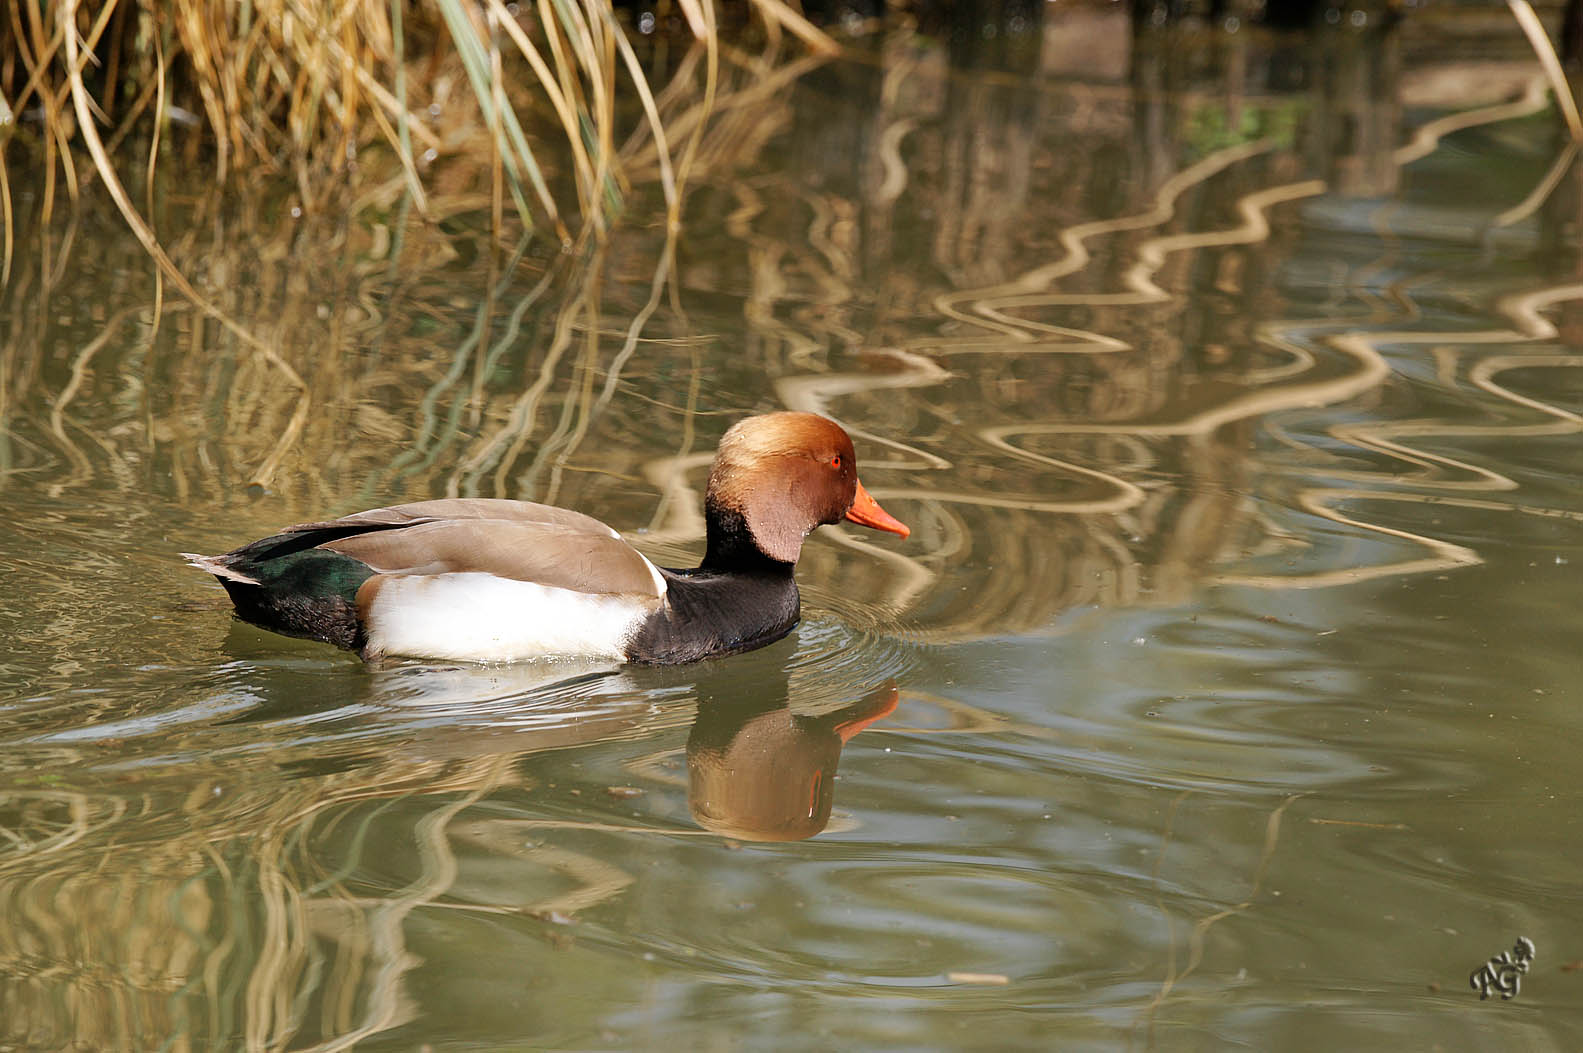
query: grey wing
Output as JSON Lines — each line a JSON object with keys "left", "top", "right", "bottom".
{"left": 284, "top": 498, "right": 621, "bottom": 539}
{"left": 320, "top": 518, "right": 666, "bottom": 599}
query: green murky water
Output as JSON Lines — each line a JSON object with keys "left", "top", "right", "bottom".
{"left": 5, "top": 11, "right": 1583, "bottom": 1049}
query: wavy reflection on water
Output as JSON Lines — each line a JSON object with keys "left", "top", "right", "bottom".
{"left": 0, "top": 653, "right": 917, "bottom": 1048}
{"left": 6, "top": 36, "right": 1577, "bottom": 646}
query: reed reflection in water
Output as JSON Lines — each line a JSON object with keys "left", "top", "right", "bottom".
{"left": 4, "top": 5, "right": 1583, "bottom": 1049}
{"left": 0, "top": 649, "right": 916, "bottom": 1049}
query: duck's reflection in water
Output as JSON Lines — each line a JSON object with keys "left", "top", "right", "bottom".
{"left": 687, "top": 680, "right": 898, "bottom": 842}
{"left": 367, "top": 654, "right": 902, "bottom": 841}
{"left": 0, "top": 643, "right": 906, "bottom": 1048}
{"left": 207, "top": 626, "right": 903, "bottom": 842}
{"left": 216, "top": 640, "right": 905, "bottom": 837}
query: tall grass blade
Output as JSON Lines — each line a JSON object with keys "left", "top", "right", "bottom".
{"left": 486, "top": 0, "right": 596, "bottom": 216}
{"left": 673, "top": 0, "right": 719, "bottom": 205}
{"left": 0, "top": 153, "right": 12, "bottom": 289}
{"left": 546, "top": 0, "right": 616, "bottom": 226}
{"left": 386, "top": 0, "right": 430, "bottom": 214}
{"left": 1507, "top": 0, "right": 1583, "bottom": 141}
{"left": 434, "top": 0, "right": 562, "bottom": 232}
{"left": 60, "top": 0, "right": 308, "bottom": 488}
{"left": 597, "top": 2, "right": 677, "bottom": 216}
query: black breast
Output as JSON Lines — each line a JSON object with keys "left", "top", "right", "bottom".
{"left": 625, "top": 566, "right": 800, "bottom": 664}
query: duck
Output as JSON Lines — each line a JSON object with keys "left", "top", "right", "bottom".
{"left": 185, "top": 412, "right": 909, "bottom": 664}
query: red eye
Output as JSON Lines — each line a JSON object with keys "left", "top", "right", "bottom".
{"left": 831, "top": 455, "right": 842, "bottom": 469}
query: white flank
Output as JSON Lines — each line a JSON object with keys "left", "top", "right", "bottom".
{"left": 364, "top": 572, "right": 660, "bottom": 662}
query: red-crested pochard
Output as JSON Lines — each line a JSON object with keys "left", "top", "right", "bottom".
{"left": 185, "top": 412, "right": 909, "bottom": 663}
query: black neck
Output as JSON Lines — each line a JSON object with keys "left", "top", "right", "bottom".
{"left": 621, "top": 497, "right": 804, "bottom": 664}
{"left": 701, "top": 496, "right": 792, "bottom": 573}
{"left": 624, "top": 562, "right": 799, "bottom": 665}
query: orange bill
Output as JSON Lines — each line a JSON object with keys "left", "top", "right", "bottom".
{"left": 833, "top": 682, "right": 901, "bottom": 742}
{"left": 845, "top": 481, "right": 910, "bottom": 538}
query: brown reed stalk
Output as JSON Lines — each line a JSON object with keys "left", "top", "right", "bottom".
{"left": 12, "top": 0, "right": 836, "bottom": 234}
{"left": 2, "top": 0, "right": 835, "bottom": 493}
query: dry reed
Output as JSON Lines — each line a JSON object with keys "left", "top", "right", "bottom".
{"left": 1, "top": 0, "right": 835, "bottom": 234}
{"left": 1, "top": 0, "right": 836, "bottom": 490}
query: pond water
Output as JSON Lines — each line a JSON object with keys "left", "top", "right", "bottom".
{"left": 5, "top": 10, "right": 1583, "bottom": 1050}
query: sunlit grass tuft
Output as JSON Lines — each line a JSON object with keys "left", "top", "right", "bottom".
{"left": 1, "top": 0, "right": 836, "bottom": 486}
{"left": 1, "top": 0, "right": 836, "bottom": 243}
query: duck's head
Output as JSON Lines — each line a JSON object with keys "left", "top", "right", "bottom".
{"left": 704, "top": 412, "right": 909, "bottom": 566}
